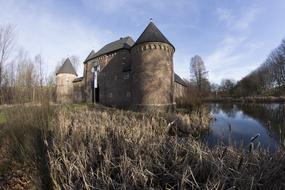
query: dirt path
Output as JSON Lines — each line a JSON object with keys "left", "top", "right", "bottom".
{"left": 0, "top": 138, "right": 34, "bottom": 189}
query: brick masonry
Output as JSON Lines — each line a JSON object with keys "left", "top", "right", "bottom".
{"left": 56, "top": 23, "right": 188, "bottom": 111}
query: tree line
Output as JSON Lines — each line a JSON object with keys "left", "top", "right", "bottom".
{"left": 0, "top": 24, "right": 79, "bottom": 105}
{"left": 185, "top": 55, "right": 237, "bottom": 105}
{"left": 234, "top": 39, "right": 285, "bottom": 96}
{"left": 187, "top": 38, "right": 285, "bottom": 102}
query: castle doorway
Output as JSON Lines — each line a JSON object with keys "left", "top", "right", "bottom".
{"left": 92, "top": 85, "right": 100, "bottom": 103}
{"left": 95, "top": 86, "right": 100, "bottom": 103}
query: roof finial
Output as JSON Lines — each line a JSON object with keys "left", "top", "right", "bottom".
{"left": 150, "top": 18, "right": 153, "bottom": 22}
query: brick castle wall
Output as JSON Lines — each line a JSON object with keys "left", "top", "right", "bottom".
{"left": 56, "top": 73, "right": 76, "bottom": 103}
{"left": 84, "top": 49, "right": 132, "bottom": 107}
{"left": 131, "top": 42, "right": 175, "bottom": 111}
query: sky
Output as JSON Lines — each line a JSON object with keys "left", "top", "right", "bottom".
{"left": 1, "top": 0, "right": 285, "bottom": 83}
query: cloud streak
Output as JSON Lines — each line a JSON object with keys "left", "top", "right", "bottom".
{"left": 0, "top": 0, "right": 114, "bottom": 76}
{"left": 205, "top": 35, "right": 263, "bottom": 83}
{"left": 216, "top": 6, "right": 261, "bottom": 32}
{"left": 0, "top": 0, "right": 283, "bottom": 84}
{"left": 205, "top": 5, "right": 263, "bottom": 83}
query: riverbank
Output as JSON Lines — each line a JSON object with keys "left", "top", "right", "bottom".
{"left": 204, "top": 96, "right": 285, "bottom": 103}
{"left": 0, "top": 104, "right": 285, "bottom": 189}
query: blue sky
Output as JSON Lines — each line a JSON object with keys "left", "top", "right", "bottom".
{"left": 1, "top": 0, "right": 285, "bottom": 83}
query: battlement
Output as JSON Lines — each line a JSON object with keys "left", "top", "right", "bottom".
{"left": 132, "top": 42, "right": 174, "bottom": 55}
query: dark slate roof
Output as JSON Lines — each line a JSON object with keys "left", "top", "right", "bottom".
{"left": 85, "top": 37, "right": 134, "bottom": 63}
{"left": 56, "top": 58, "right": 77, "bottom": 76}
{"left": 134, "top": 22, "right": 174, "bottom": 48}
{"left": 174, "top": 73, "right": 188, "bottom": 87}
{"left": 84, "top": 50, "right": 95, "bottom": 63}
{"left": 73, "top": 77, "right": 83, "bottom": 83}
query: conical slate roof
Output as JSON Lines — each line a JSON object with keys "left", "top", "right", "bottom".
{"left": 84, "top": 50, "right": 96, "bottom": 63}
{"left": 134, "top": 22, "right": 173, "bottom": 48}
{"left": 56, "top": 58, "right": 77, "bottom": 76}
{"left": 174, "top": 73, "right": 188, "bottom": 87}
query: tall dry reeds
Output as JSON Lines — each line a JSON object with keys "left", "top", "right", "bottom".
{"left": 1, "top": 104, "right": 285, "bottom": 189}
{"left": 204, "top": 96, "right": 285, "bottom": 103}
{"left": 46, "top": 106, "right": 285, "bottom": 189}
{"left": 2, "top": 104, "right": 54, "bottom": 189}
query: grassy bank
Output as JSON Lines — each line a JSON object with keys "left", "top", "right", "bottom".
{"left": 0, "top": 104, "right": 285, "bottom": 189}
{"left": 0, "top": 111, "right": 6, "bottom": 125}
{"left": 204, "top": 96, "right": 285, "bottom": 103}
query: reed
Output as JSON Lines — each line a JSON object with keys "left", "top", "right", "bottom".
{"left": 1, "top": 104, "right": 285, "bottom": 189}
{"left": 204, "top": 96, "right": 285, "bottom": 103}
{"left": 47, "top": 105, "right": 284, "bottom": 189}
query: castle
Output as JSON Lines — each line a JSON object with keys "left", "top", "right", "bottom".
{"left": 56, "top": 22, "right": 187, "bottom": 111}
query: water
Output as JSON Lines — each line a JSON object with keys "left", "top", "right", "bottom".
{"left": 206, "top": 103, "right": 285, "bottom": 151}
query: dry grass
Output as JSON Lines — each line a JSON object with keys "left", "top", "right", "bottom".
{"left": 46, "top": 106, "right": 285, "bottom": 189}
{"left": 1, "top": 104, "right": 285, "bottom": 189}
{"left": 0, "top": 104, "right": 54, "bottom": 189}
{"left": 204, "top": 96, "right": 285, "bottom": 103}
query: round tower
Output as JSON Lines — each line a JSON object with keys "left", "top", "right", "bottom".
{"left": 131, "top": 22, "right": 175, "bottom": 111}
{"left": 56, "top": 58, "right": 77, "bottom": 103}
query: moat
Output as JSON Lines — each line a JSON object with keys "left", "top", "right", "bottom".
{"left": 205, "top": 103, "right": 285, "bottom": 151}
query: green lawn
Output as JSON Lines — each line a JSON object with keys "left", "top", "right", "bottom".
{"left": 0, "top": 111, "right": 6, "bottom": 125}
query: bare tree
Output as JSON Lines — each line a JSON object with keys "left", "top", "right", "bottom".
{"left": 11, "top": 49, "right": 37, "bottom": 103}
{"left": 35, "top": 54, "right": 45, "bottom": 87}
{"left": 190, "top": 55, "right": 209, "bottom": 95}
{"left": 234, "top": 38, "right": 285, "bottom": 96}
{"left": 0, "top": 24, "right": 58, "bottom": 104}
{"left": 0, "top": 25, "right": 14, "bottom": 86}
{"left": 220, "top": 79, "right": 236, "bottom": 96}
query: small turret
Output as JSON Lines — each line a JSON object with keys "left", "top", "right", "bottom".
{"left": 56, "top": 58, "right": 77, "bottom": 103}
{"left": 131, "top": 21, "right": 175, "bottom": 111}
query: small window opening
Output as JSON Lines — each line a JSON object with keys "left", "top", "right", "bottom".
{"left": 123, "top": 73, "right": 130, "bottom": 80}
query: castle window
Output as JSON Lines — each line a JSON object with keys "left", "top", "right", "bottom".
{"left": 114, "top": 75, "right": 118, "bottom": 80}
{"left": 122, "top": 62, "right": 126, "bottom": 65}
{"left": 123, "top": 73, "right": 130, "bottom": 80}
{"left": 126, "top": 92, "right": 131, "bottom": 97}
{"left": 109, "top": 93, "right": 113, "bottom": 98}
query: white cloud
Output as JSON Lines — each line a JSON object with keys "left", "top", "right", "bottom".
{"left": 206, "top": 6, "right": 263, "bottom": 83}
{"left": 216, "top": 7, "right": 261, "bottom": 32}
{"left": 0, "top": 0, "right": 269, "bottom": 84}
{"left": 0, "top": 0, "right": 113, "bottom": 77}
{"left": 81, "top": 0, "right": 198, "bottom": 17}
{"left": 205, "top": 35, "right": 264, "bottom": 83}
{"left": 81, "top": 0, "right": 128, "bottom": 14}
{"left": 216, "top": 8, "right": 234, "bottom": 26}
{"left": 233, "top": 8, "right": 260, "bottom": 31}
{"left": 173, "top": 52, "right": 192, "bottom": 80}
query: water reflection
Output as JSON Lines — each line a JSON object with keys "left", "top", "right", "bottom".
{"left": 206, "top": 103, "right": 285, "bottom": 151}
